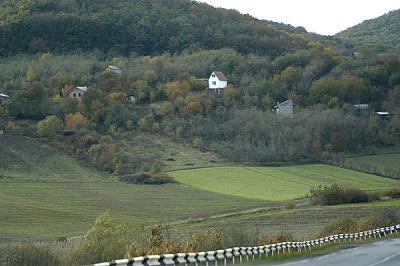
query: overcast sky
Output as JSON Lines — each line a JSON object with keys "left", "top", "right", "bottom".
{"left": 197, "top": 0, "right": 400, "bottom": 35}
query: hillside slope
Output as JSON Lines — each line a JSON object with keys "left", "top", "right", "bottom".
{"left": 338, "top": 9, "right": 400, "bottom": 50}
{"left": 169, "top": 166, "right": 399, "bottom": 201}
{"left": 0, "top": 0, "right": 310, "bottom": 57}
{"left": 0, "top": 135, "right": 266, "bottom": 239}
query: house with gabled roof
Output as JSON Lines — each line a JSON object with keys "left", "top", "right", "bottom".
{"left": 105, "top": 65, "right": 122, "bottom": 74}
{"left": 208, "top": 71, "right": 228, "bottom": 95}
{"left": 0, "top": 93, "right": 10, "bottom": 105}
{"left": 272, "top": 99, "right": 294, "bottom": 118}
{"left": 69, "top": 86, "right": 89, "bottom": 101}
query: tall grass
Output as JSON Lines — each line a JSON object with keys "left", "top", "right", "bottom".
{"left": 321, "top": 211, "right": 398, "bottom": 236}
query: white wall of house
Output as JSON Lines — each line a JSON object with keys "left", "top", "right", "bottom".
{"left": 69, "top": 88, "right": 87, "bottom": 101}
{"left": 209, "top": 72, "right": 227, "bottom": 89}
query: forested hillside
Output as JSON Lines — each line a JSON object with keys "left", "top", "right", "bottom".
{"left": 0, "top": 0, "right": 310, "bottom": 57}
{"left": 0, "top": 0, "right": 399, "bottom": 174}
{"left": 338, "top": 9, "right": 400, "bottom": 50}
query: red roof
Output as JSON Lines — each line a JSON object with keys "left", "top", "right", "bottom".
{"left": 213, "top": 71, "right": 227, "bottom": 81}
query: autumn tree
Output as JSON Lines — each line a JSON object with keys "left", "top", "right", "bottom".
{"left": 65, "top": 112, "right": 87, "bottom": 130}
{"left": 36, "top": 115, "right": 64, "bottom": 137}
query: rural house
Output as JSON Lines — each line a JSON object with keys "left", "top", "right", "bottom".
{"left": 354, "top": 104, "right": 369, "bottom": 116}
{"left": 272, "top": 99, "right": 294, "bottom": 117}
{"left": 0, "top": 93, "right": 10, "bottom": 105}
{"left": 69, "top": 86, "right": 89, "bottom": 101}
{"left": 105, "top": 65, "right": 122, "bottom": 74}
{"left": 208, "top": 71, "right": 228, "bottom": 95}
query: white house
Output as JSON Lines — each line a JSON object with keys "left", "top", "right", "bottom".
{"left": 208, "top": 71, "right": 228, "bottom": 95}
{"left": 272, "top": 99, "right": 294, "bottom": 118}
{"left": 105, "top": 65, "right": 122, "bottom": 74}
{"left": 0, "top": 93, "right": 10, "bottom": 105}
{"left": 69, "top": 86, "right": 89, "bottom": 101}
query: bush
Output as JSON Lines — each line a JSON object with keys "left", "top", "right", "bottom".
{"left": 270, "top": 232, "right": 296, "bottom": 243}
{"left": 36, "top": 115, "right": 63, "bottom": 137}
{"left": 221, "top": 227, "right": 259, "bottom": 247}
{"left": 191, "top": 228, "right": 223, "bottom": 252}
{"left": 383, "top": 187, "right": 400, "bottom": 198}
{"left": 283, "top": 201, "right": 296, "bottom": 210}
{"left": 119, "top": 173, "right": 173, "bottom": 184}
{"left": 6, "top": 243, "right": 60, "bottom": 266}
{"left": 321, "top": 212, "right": 397, "bottom": 236}
{"left": 309, "top": 184, "right": 372, "bottom": 205}
{"left": 70, "top": 211, "right": 127, "bottom": 265}
{"left": 321, "top": 217, "right": 357, "bottom": 235}
{"left": 356, "top": 212, "right": 395, "bottom": 232}
{"left": 6, "top": 121, "right": 36, "bottom": 136}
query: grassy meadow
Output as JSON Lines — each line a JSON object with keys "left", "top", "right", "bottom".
{"left": 118, "top": 132, "right": 223, "bottom": 171}
{"left": 345, "top": 153, "right": 400, "bottom": 173}
{"left": 0, "top": 136, "right": 266, "bottom": 240}
{"left": 1, "top": 135, "right": 399, "bottom": 242}
{"left": 169, "top": 165, "right": 400, "bottom": 201}
{"left": 169, "top": 199, "right": 400, "bottom": 240}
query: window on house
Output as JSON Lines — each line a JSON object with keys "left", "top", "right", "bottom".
{"left": 78, "top": 93, "right": 82, "bottom": 97}
{"left": 212, "top": 74, "right": 215, "bottom": 78}
{"left": 212, "top": 81, "right": 216, "bottom": 85}
{"left": 73, "top": 93, "right": 76, "bottom": 97}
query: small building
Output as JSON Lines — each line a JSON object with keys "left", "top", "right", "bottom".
{"left": 208, "top": 71, "right": 228, "bottom": 95}
{"left": 354, "top": 104, "right": 369, "bottom": 111}
{"left": 0, "top": 93, "right": 10, "bottom": 105}
{"left": 376, "top": 111, "right": 390, "bottom": 116}
{"left": 69, "top": 86, "right": 89, "bottom": 101}
{"left": 105, "top": 65, "right": 122, "bottom": 74}
{"left": 272, "top": 99, "right": 294, "bottom": 118}
{"left": 354, "top": 104, "right": 369, "bottom": 116}
{"left": 126, "top": 95, "right": 137, "bottom": 104}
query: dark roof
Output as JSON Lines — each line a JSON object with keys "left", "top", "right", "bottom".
{"left": 213, "top": 71, "right": 227, "bottom": 81}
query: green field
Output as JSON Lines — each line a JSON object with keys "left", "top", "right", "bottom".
{"left": 169, "top": 165, "right": 400, "bottom": 201}
{"left": 345, "top": 153, "right": 400, "bottom": 173}
{"left": 0, "top": 136, "right": 266, "bottom": 239}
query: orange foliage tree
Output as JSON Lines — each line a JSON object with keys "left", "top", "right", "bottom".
{"left": 65, "top": 112, "right": 87, "bottom": 130}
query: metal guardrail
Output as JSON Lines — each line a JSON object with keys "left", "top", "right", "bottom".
{"left": 92, "top": 224, "right": 400, "bottom": 266}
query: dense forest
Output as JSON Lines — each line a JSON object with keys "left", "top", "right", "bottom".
{"left": 0, "top": 0, "right": 311, "bottom": 57}
{"left": 0, "top": 0, "right": 399, "bottom": 176}
{"left": 338, "top": 9, "right": 400, "bottom": 51}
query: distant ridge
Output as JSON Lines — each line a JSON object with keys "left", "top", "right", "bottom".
{"left": 338, "top": 9, "right": 400, "bottom": 50}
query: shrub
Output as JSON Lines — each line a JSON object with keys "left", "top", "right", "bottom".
{"left": 383, "top": 187, "right": 400, "bottom": 198}
{"left": 270, "top": 232, "right": 296, "bottom": 243}
{"left": 70, "top": 211, "right": 127, "bottom": 265}
{"left": 191, "top": 228, "right": 223, "bottom": 252}
{"left": 342, "top": 188, "right": 370, "bottom": 203}
{"left": 257, "top": 234, "right": 271, "bottom": 245}
{"left": 356, "top": 212, "right": 394, "bottom": 232}
{"left": 65, "top": 112, "right": 87, "bottom": 130}
{"left": 321, "top": 217, "right": 357, "bottom": 235}
{"left": 119, "top": 173, "right": 173, "bottom": 184}
{"left": 6, "top": 243, "right": 60, "bottom": 266}
{"left": 283, "top": 201, "right": 296, "bottom": 210}
{"left": 309, "top": 184, "right": 371, "bottom": 205}
{"left": 221, "top": 227, "right": 258, "bottom": 247}
{"left": 36, "top": 115, "right": 63, "bottom": 137}
{"left": 6, "top": 121, "right": 36, "bottom": 136}
{"left": 322, "top": 212, "right": 397, "bottom": 236}
{"left": 125, "top": 241, "right": 148, "bottom": 258}
{"left": 192, "top": 138, "right": 203, "bottom": 149}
